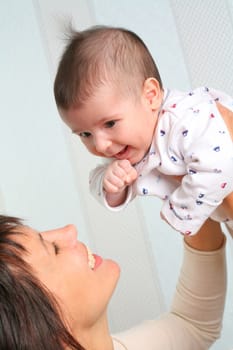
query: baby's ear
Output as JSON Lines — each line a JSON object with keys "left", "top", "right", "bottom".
{"left": 143, "top": 78, "right": 162, "bottom": 110}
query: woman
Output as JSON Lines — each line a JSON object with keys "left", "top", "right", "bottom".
{"left": 0, "top": 215, "right": 226, "bottom": 349}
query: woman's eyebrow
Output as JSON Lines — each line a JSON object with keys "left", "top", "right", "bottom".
{"left": 38, "top": 232, "right": 49, "bottom": 253}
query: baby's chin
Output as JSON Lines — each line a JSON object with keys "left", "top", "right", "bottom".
{"left": 131, "top": 151, "right": 149, "bottom": 166}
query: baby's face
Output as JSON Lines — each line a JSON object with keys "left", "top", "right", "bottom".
{"left": 60, "top": 81, "right": 161, "bottom": 165}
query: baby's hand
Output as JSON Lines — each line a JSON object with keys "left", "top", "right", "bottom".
{"left": 103, "top": 159, "right": 137, "bottom": 194}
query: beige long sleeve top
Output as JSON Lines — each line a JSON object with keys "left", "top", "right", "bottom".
{"left": 112, "top": 238, "right": 226, "bottom": 350}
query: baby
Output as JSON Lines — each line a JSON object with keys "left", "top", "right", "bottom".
{"left": 54, "top": 25, "right": 233, "bottom": 236}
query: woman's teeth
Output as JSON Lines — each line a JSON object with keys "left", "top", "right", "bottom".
{"left": 87, "top": 246, "right": 95, "bottom": 269}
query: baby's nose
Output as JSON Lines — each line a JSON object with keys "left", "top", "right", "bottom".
{"left": 94, "top": 135, "right": 111, "bottom": 153}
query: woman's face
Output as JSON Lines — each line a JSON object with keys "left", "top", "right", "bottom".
{"left": 16, "top": 224, "right": 120, "bottom": 330}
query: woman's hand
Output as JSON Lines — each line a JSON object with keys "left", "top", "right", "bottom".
{"left": 184, "top": 218, "right": 224, "bottom": 251}
{"left": 221, "top": 192, "right": 233, "bottom": 220}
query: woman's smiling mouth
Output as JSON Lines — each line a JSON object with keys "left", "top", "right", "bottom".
{"left": 86, "top": 246, "right": 96, "bottom": 269}
{"left": 86, "top": 246, "right": 103, "bottom": 270}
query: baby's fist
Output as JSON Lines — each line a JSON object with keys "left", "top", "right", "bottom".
{"left": 103, "top": 159, "right": 137, "bottom": 193}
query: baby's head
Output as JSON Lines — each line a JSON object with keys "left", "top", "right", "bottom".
{"left": 54, "top": 26, "right": 163, "bottom": 163}
{"left": 54, "top": 25, "right": 163, "bottom": 110}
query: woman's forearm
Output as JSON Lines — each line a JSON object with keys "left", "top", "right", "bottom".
{"left": 171, "top": 233, "right": 226, "bottom": 346}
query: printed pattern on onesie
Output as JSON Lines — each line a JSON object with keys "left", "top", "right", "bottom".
{"left": 133, "top": 87, "right": 233, "bottom": 235}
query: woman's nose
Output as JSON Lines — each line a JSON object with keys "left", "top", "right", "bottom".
{"left": 41, "top": 224, "right": 78, "bottom": 246}
{"left": 60, "top": 224, "right": 78, "bottom": 246}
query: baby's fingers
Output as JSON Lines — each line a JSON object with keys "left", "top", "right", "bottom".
{"left": 125, "top": 166, "right": 138, "bottom": 184}
{"left": 117, "top": 159, "right": 133, "bottom": 174}
{"left": 103, "top": 178, "right": 124, "bottom": 193}
{"left": 103, "top": 159, "right": 137, "bottom": 192}
{"left": 103, "top": 172, "right": 126, "bottom": 193}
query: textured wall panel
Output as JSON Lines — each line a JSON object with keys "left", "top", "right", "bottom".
{"left": 170, "top": 0, "right": 233, "bottom": 95}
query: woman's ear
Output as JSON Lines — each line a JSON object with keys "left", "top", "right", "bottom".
{"left": 142, "top": 78, "right": 162, "bottom": 110}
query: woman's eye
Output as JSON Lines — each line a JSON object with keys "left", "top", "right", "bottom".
{"left": 53, "top": 242, "right": 60, "bottom": 255}
{"left": 105, "top": 120, "right": 116, "bottom": 128}
{"left": 79, "top": 131, "right": 91, "bottom": 138}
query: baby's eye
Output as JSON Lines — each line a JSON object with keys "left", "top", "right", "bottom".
{"left": 105, "top": 120, "right": 116, "bottom": 128}
{"left": 79, "top": 131, "right": 91, "bottom": 138}
{"left": 53, "top": 242, "right": 60, "bottom": 255}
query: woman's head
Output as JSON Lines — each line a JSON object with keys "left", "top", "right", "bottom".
{"left": 0, "top": 215, "right": 120, "bottom": 349}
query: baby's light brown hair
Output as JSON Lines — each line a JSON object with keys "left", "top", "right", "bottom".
{"left": 54, "top": 25, "right": 163, "bottom": 110}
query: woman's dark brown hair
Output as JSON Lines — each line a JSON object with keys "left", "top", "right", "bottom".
{"left": 0, "top": 215, "right": 85, "bottom": 350}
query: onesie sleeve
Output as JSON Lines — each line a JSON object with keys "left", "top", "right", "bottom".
{"left": 89, "top": 164, "right": 135, "bottom": 211}
{"left": 161, "top": 100, "right": 233, "bottom": 235}
{"left": 113, "top": 236, "right": 226, "bottom": 350}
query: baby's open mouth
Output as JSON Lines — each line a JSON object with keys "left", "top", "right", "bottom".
{"left": 114, "top": 146, "right": 128, "bottom": 158}
{"left": 117, "top": 146, "right": 128, "bottom": 155}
